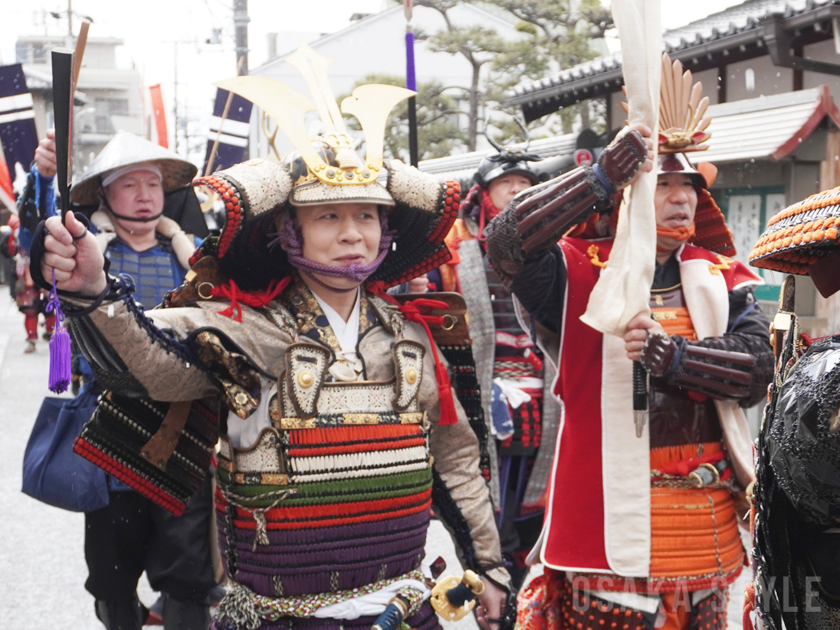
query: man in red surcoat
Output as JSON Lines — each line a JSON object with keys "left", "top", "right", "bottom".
{"left": 485, "top": 64, "right": 773, "bottom": 630}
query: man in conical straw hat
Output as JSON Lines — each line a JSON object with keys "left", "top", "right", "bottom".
{"left": 485, "top": 54, "right": 774, "bottom": 629}
{"left": 35, "top": 129, "right": 201, "bottom": 310}
{"left": 747, "top": 187, "right": 840, "bottom": 629}
{"left": 33, "top": 44, "right": 512, "bottom": 630}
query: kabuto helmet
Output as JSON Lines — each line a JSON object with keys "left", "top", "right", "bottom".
{"left": 474, "top": 115, "right": 541, "bottom": 189}
{"left": 623, "top": 54, "right": 735, "bottom": 256}
{"left": 191, "top": 44, "right": 460, "bottom": 292}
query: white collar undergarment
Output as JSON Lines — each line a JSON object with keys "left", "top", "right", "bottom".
{"left": 312, "top": 287, "right": 362, "bottom": 359}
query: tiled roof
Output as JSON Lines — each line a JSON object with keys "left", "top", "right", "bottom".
{"left": 700, "top": 85, "right": 840, "bottom": 162}
{"left": 509, "top": 0, "right": 838, "bottom": 107}
{"left": 419, "top": 86, "right": 840, "bottom": 182}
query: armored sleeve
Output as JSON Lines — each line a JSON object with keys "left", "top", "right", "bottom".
{"left": 62, "top": 275, "right": 219, "bottom": 400}
{"left": 641, "top": 286, "right": 773, "bottom": 406}
{"left": 509, "top": 248, "right": 567, "bottom": 336}
{"left": 485, "top": 129, "right": 647, "bottom": 283}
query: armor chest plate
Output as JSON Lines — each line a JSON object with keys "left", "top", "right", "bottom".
{"left": 107, "top": 243, "right": 181, "bottom": 310}
{"left": 215, "top": 338, "right": 433, "bottom": 599}
{"left": 650, "top": 285, "right": 697, "bottom": 340}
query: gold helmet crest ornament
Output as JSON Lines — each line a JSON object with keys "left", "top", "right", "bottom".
{"left": 619, "top": 53, "right": 735, "bottom": 256}
{"left": 656, "top": 53, "right": 712, "bottom": 153}
{"left": 215, "top": 44, "right": 414, "bottom": 205}
{"left": 622, "top": 53, "right": 712, "bottom": 153}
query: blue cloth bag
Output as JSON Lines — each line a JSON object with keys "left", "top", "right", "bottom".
{"left": 22, "top": 391, "right": 110, "bottom": 512}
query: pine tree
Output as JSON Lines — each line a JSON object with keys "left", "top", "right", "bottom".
{"left": 340, "top": 75, "right": 468, "bottom": 162}
{"left": 394, "top": 0, "right": 610, "bottom": 153}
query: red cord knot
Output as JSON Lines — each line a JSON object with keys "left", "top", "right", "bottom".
{"left": 212, "top": 277, "right": 292, "bottom": 322}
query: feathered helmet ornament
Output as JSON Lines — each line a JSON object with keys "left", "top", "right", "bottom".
{"left": 619, "top": 54, "right": 734, "bottom": 255}
{"left": 622, "top": 53, "right": 712, "bottom": 179}
{"left": 655, "top": 54, "right": 712, "bottom": 154}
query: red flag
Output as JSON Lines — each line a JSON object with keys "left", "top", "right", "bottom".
{"left": 149, "top": 84, "right": 168, "bottom": 148}
{"left": 0, "top": 147, "right": 15, "bottom": 211}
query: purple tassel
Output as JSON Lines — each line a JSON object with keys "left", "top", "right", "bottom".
{"left": 46, "top": 269, "right": 71, "bottom": 394}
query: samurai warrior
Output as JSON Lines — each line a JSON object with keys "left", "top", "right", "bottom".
{"left": 484, "top": 56, "right": 774, "bottom": 630}
{"left": 745, "top": 183, "right": 840, "bottom": 629}
{"left": 433, "top": 121, "right": 556, "bottom": 588}
{"left": 33, "top": 46, "right": 511, "bottom": 630}
{"left": 31, "top": 128, "right": 217, "bottom": 629}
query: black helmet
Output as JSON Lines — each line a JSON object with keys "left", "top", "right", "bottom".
{"left": 474, "top": 114, "right": 541, "bottom": 189}
{"left": 474, "top": 149, "right": 540, "bottom": 189}
{"left": 769, "top": 336, "right": 840, "bottom": 525}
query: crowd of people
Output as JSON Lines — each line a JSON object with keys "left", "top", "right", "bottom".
{"left": 4, "top": 39, "right": 840, "bottom": 630}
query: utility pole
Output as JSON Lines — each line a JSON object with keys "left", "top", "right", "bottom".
{"left": 233, "top": 0, "right": 249, "bottom": 76}
{"left": 233, "top": 0, "right": 249, "bottom": 157}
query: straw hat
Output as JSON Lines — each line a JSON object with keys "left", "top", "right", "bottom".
{"left": 71, "top": 131, "right": 197, "bottom": 205}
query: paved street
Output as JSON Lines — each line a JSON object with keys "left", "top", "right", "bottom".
{"left": 0, "top": 284, "right": 475, "bottom": 629}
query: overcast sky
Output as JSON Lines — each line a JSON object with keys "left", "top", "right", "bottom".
{"left": 3, "top": 0, "right": 749, "bottom": 159}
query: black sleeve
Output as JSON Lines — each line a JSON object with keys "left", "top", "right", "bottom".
{"left": 509, "top": 245, "right": 567, "bottom": 336}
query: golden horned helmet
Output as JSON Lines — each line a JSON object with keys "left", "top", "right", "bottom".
{"left": 214, "top": 44, "right": 414, "bottom": 206}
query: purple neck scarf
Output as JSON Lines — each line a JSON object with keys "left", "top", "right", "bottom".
{"left": 267, "top": 209, "right": 396, "bottom": 293}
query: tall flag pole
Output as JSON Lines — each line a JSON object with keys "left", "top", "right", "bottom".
{"left": 405, "top": 0, "right": 418, "bottom": 167}
{"left": 203, "top": 57, "right": 251, "bottom": 175}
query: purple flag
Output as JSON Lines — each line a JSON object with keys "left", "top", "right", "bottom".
{"left": 202, "top": 89, "right": 253, "bottom": 174}
{"left": 0, "top": 64, "right": 38, "bottom": 182}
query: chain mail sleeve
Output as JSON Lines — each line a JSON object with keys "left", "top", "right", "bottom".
{"left": 485, "top": 129, "right": 647, "bottom": 283}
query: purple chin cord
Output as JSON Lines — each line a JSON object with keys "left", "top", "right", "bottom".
{"left": 266, "top": 210, "right": 396, "bottom": 293}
